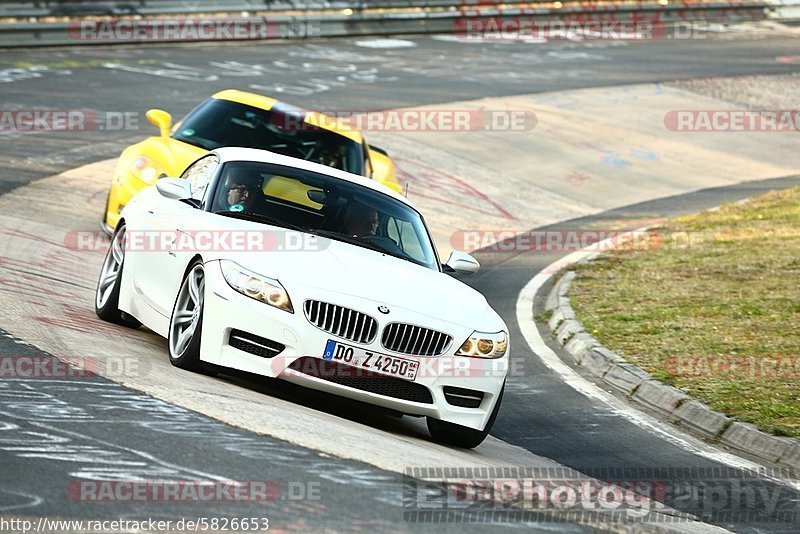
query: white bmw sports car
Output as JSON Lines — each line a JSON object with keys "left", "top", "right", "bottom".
{"left": 95, "top": 147, "right": 509, "bottom": 448}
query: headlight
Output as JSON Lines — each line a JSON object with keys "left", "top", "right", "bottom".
{"left": 456, "top": 331, "right": 508, "bottom": 359}
{"left": 220, "top": 260, "right": 293, "bottom": 313}
{"left": 130, "top": 156, "right": 162, "bottom": 185}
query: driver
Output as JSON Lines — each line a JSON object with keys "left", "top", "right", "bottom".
{"left": 342, "top": 203, "right": 379, "bottom": 238}
{"left": 221, "top": 168, "right": 262, "bottom": 212}
{"left": 316, "top": 144, "right": 344, "bottom": 170}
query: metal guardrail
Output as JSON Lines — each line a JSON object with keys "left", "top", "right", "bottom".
{"left": 0, "top": 0, "right": 777, "bottom": 47}
{"left": 0, "top": 1, "right": 536, "bottom": 18}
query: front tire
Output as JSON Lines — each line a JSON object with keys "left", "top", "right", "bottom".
{"left": 168, "top": 261, "right": 206, "bottom": 372}
{"left": 95, "top": 224, "right": 140, "bottom": 328}
{"left": 426, "top": 385, "right": 504, "bottom": 449}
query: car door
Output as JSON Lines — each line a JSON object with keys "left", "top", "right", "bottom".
{"left": 146, "top": 155, "right": 219, "bottom": 317}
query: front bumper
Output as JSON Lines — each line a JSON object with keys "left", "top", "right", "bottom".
{"left": 200, "top": 260, "right": 508, "bottom": 430}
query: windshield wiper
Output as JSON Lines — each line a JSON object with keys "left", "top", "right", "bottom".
{"left": 213, "top": 210, "right": 306, "bottom": 232}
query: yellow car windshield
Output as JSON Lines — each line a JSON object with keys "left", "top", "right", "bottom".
{"left": 173, "top": 99, "right": 365, "bottom": 176}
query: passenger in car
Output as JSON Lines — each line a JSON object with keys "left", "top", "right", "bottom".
{"left": 342, "top": 203, "right": 379, "bottom": 237}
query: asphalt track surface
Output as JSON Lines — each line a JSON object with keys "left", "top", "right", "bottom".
{"left": 2, "top": 32, "right": 800, "bottom": 531}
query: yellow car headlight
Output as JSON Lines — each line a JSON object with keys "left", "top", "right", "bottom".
{"left": 456, "top": 331, "right": 508, "bottom": 359}
{"left": 220, "top": 260, "right": 293, "bottom": 313}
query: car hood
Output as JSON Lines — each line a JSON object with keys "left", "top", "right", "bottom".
{"left": 161, "top": 138, "right": 207, "bottom": 176}
{"left": 127, "top": 136, "right": 206, "bottom": 178}
{"left": 218, "top": 233, "right": 495, "bottom": 330}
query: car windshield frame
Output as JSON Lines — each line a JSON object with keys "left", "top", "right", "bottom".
{"left": 172, "top": 98, "right": 365, "bottom": 176}
{"left": 207, "top": 161, "right": 441, "bottom": 271}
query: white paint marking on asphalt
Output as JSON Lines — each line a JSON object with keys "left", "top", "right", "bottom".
{"left": 31, "top": 421, "right": 241, "bottom": 485}
{"left": 0, "top": 489, "right": 43, "bottom": 512}
{"left": 515, "top": 230, "right": 800, "bottom": 492}
{"left": 353, "top": 39, "right": 417, "bottom": 48}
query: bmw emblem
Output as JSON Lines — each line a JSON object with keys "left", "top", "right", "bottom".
{"left": 378, "top": 305, "right": 390, "bottom": 314}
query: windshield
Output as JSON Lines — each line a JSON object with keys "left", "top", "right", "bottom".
{"left": 173, "top": 99, "right": 365, "bottom": 176}
{"left": 211, "top": 161, "right": 439, "bottom": 270}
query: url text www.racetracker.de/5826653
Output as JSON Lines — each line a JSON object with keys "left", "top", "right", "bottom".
{"left": 0, "top": 517, "right": 270, "bottom": 533}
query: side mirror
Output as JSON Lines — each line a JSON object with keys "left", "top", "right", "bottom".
{"left": 443, "top": 251, "right": 480, "bottom": 274}
{"left": 156, "top": 178, "right": 192, "bottom": 200}
{"left": 146, "top": 109, "right": 172, "bottom": 138}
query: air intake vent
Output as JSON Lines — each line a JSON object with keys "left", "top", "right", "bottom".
{"left": 443, "top": 386, "right": 485, "bottom": 408}
{"left": 381, "top": 323, "right": 452, "bottom": 356}
{"left": 287, "top": 357, "right": 433, "bottom": 404}
{"left": 303, "top": 300, "right": 377, "bottom": 344}
{"left": 229, "top": 329, "right": 285, "bottom": 358}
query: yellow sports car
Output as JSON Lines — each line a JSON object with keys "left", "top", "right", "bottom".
{"left": 102, "top": 89, "right": 400, "bottom": 233}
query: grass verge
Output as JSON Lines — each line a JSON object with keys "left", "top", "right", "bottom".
{"left": 570, "top": 187, "right": 800, "bottom": 437}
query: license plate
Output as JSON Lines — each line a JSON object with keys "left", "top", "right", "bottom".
{"left": 323, "top": 340, "right": 419, "bottom": 381}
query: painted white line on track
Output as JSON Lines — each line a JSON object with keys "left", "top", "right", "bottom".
{"left": 353, "top": 39, "right": 417, "bottom": 48}
{"left": 515, "top": 230, "right": 800, "bottom": 492}
{"left": 0, "top": 489, "right": 43, "bottom": 513}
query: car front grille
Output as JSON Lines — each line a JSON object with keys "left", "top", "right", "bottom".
{"left": 381, "top": 323, "right": 452, "bottom": 356}
{"left": 286, "top": 357, "right": 434, "bottom": 404}
{"left": 443, "top": 386, "right": 484, "bottom": 408}
{"left": 229, "top": 329, "right": 285, "bottom": 358}
{"left": 303, "top": 300, "right": 377, "bottom": 344}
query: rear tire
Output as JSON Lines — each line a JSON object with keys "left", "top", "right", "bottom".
{"left": 427, "top": 385, "right": 504, "bottom": 449}
{"left": 95, "top": 224, "right": 140, "bottom": 328}
{"left": 168, "top": 261, "right": 206, "bottom": 372}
